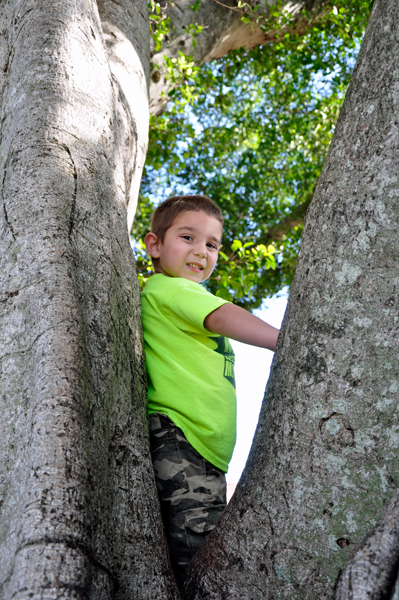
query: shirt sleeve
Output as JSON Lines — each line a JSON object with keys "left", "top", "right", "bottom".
{"left": 166, "top": 281, "right": 230, "bottom": 335}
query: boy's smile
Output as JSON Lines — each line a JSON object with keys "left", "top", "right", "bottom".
{"left": 145, "top": 210, "right": 223, "bottom": 283}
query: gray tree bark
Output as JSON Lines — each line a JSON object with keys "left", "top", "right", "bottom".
{"left": 0, "top": 1, "right": 177, "bottom": 597}
{"left": 183, "top": 0, "right": 399, "bottom": 598}
{"left": 335, "top": 487, "right": 399, "bottom": 600}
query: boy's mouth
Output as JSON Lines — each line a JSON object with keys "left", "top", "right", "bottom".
{"left": 187, "top": 262, "right": 204, "bottom": 271}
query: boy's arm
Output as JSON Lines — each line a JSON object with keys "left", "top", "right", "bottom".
{"left": 204, "top": 303, "right": 280, "bottom": 351}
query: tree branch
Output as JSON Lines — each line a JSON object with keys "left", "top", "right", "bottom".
{"left": 149, "top": 0, "right": 336, "bottom": 114}
{"left": 210, "top": 0, "right": 246, "bottom": 14}
{"left": 263, "top": 199, "right": 311, "bottom": 244}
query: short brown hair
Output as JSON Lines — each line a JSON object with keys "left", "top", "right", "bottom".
{"left": 151, "top": 195, "right": 223, "bottom": 242}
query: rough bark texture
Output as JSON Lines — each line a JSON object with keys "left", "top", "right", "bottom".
{"left": 183, "top": 0, "right": 399, "bottom": 598}
{"left": 0, "top": 1, "right": 178, "bottom": 598}
{"left": 149, "top": 0, "right": 332, "bottom": 115}
{"left": 97, "top": 0, "right": 150, "bottom": 231}
{"left": 335, "top": 487, "right": 399, "bottom": 600}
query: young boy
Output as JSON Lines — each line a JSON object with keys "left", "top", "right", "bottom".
{"left": 141, "top": 195, "right": 279, "bottom": 585}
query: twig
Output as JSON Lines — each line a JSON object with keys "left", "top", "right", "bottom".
{"left": 210, "top": 0, "right": 246, "bottom": 15}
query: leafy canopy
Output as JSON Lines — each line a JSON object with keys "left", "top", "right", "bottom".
{"left": 132, "top": 0, "right": 373, "bottom": 310}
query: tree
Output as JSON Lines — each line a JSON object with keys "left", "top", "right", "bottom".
{"left": 1, "top": 0, "right": 397, "bottom": 599}
{"left": 183, "top": 1, "right": 399, "bottom": 597}
{"left": 0, "top": 1, "right": 175, "bottom": 597}
{"left": 135, "top": 0, "right": 371, "bottom": 309}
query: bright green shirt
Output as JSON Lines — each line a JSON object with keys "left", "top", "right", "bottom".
{"left": 141, "top": 274, "right": 236, "bottom": 472}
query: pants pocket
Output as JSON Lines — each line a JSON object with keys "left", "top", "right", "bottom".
{"left": 184, "top": 504, "right": 226, "bottom": 535}
{"left": 150, "top": 425, "right": 189, "bottom": 500}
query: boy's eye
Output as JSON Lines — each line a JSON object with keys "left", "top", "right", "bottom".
{"left": 181, "top": 235, "right": 192, "bottom": 241}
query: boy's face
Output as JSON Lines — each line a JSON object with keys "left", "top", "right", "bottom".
{"left": 145, "top": 210, "right": 223, "bottom": 283}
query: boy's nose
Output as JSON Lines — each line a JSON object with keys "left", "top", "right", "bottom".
{"left": 194, "top": 247, "right": 207, "bottom": 258}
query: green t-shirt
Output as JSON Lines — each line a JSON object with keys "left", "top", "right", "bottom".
{"left": 141, "top": 274, "right": 236, "bottom": 472}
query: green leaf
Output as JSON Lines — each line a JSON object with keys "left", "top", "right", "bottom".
{"left": 216, "top": 288, "right": 233, "bottom": 301}
{"left": 231, "top": 240, "right": 242, "bottom": 252}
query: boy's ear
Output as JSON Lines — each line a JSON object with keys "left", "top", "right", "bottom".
{"left": 144, "top": 232, "right": 161, "bottom": 258}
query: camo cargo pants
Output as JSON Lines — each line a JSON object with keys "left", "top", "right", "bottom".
{"left": 149, "top": 413, "right": 227, "bottom": 585}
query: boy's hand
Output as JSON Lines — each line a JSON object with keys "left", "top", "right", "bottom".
{"left": 204, "top": 304, "right": 280, "bottom": 351}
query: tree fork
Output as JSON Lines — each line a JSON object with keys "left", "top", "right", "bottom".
{"left": 335, "top": 487, "right": 399, "bottom": 600}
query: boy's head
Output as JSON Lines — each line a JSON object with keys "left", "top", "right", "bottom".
{"left": 144, "top": 195, "right": 223, "bottom": 283}
{"left": 150, "top": 195, "right": 223, "bottom": 243}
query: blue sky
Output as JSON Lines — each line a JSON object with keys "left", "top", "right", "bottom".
{"left": 227, "top": 291, "right": 288, "bottom": 484}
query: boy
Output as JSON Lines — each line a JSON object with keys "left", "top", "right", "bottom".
{"left": 141, "top": 195, "right": 279, "bottom": 585}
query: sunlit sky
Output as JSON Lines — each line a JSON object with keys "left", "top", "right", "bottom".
{"left": 227, "top": 291, "right": 288, "bottom": 484}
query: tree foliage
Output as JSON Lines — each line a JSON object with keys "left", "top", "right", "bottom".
{"left": 132, "top": 0, "right": 373, "bottom": 309}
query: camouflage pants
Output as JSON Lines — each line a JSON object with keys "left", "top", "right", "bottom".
{"left": 149, "top": 413, "right": 227, "bottom": 584}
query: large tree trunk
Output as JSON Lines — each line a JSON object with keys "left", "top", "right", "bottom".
{"left": 183, "top": 0, "right": 399, "bottom": 597}
{"left": 0, "top": 1, "right": 177, "bottom": 597}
